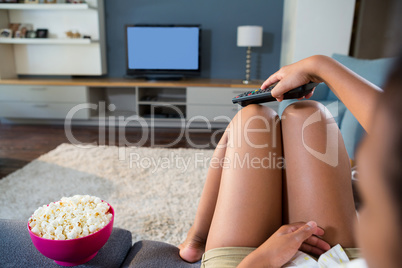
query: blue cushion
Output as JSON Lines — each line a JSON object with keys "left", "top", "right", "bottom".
{"left": 306, "top": 82, "right": 330, "bottom": 101}
{"left": 340, "top": 109, "right": 366, "bottom": 158}
{"left": 326, "top": 54, "right": 394, "bottom": 100}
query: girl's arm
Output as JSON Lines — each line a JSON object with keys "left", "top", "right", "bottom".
{"left": 261, "top": 55, "right": 383, "bottom": 133}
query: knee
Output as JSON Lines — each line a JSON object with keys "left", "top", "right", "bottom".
{"left": 281, "top": 100, "right": 332, "bottom": 124}
{"left": 237, "top": 104, "right": 278, "bottom": 121}
{"left": 229, "top": 104, "right": 279, "bottom": 132}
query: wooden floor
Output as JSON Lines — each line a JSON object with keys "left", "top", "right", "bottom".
{"left": 0, "top": 122, "right": 223, "bottom": 179}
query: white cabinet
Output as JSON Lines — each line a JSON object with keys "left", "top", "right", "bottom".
{"left": 0, "top": 0, "right": 106, "bottom": 77}
{"left": 187, "top": 87, "right": 279, "bottom": 121}
{"left": 187, "top": 87, "right": 245, "bottom": 121}
{"left": 0, "top": 85, "right": 87, "bottom": 102}
{"left": 0, "top": 80, "right": 280, "bottom": 125}
{"left": 0, "top": 84, "right": 89, "bottom": 119}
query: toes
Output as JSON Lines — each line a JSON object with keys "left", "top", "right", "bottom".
{"left": 179, "top": 246, "right": 202, "bottom": 263}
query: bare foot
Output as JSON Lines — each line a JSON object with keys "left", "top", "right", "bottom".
{"left": 178, "top": 227, "right": 206, "bottom": 263}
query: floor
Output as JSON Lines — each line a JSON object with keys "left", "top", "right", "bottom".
{"left": 0, "top": 122, "right": 361, "bottom": 208}
{"left": 0, "top": 122, "right": 223, "bottom": 179}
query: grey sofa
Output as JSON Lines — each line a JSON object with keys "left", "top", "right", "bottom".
{"left": 0, "top": 219, "right": 200, "bottom": 268}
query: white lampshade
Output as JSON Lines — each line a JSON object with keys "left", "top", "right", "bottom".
{"left": 237, "top": 25, "right": 263, "bottom": 47}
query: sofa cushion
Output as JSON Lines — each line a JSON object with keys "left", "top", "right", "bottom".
{"left": 340, "top": 109, "right": 366, "bottom": 157}
{"left": 0, "top": 219, "right": 132, "bottom": 268}
{"left": 327, "top": 54, "right": 394, "bottom": 100}
{"left": 122, "top": 240, "right": 201, "bottom": 268}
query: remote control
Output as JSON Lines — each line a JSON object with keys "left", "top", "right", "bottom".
{"left": 232, "top": 82, "right": 319, "bottom": 107}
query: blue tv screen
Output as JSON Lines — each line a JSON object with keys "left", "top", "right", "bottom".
{"left": 126, "top": 25, "right": 201, "bottom": 77}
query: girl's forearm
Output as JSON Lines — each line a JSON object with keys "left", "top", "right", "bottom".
{"left": 310, "top": 55, "right": 382, "bottom": 133}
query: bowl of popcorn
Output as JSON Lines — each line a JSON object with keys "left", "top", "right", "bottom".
{"left": 27, "top": 195, "right": 114, "bottom": 266}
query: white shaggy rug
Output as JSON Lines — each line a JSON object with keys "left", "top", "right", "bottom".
{"left": 0, "top": 144, "right": 214, "bottom": 245}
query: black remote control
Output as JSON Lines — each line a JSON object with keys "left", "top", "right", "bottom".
{"left": 232, "top": 82, "right": 319, "bottom": 107}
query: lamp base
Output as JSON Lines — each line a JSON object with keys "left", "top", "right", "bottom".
{"left": 242, "top": 46, "right": 252, "bottom": 85}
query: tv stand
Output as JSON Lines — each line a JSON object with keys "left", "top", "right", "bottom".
{"left": 145, "top": 75, "right": 186, "bottom": 81}
{"left": 0, "top": 78, "right": 280, "bottom": 128}
{"left": 125, "top": 75, "right": 186, "bottom": 81}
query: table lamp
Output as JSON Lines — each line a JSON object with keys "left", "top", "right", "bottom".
{"left": 237, "top": 25, "right": 263, "bottom": 84}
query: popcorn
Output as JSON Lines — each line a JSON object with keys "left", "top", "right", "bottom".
{"left": 28, "top": 195, "right": 112, "bottom": 240}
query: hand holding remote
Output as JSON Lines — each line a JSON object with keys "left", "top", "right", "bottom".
{"left": 261, "top": 57, "right": 325, "bottom": 102}
{"left": 232, "top": 82, "right": 319, "bottom": 107}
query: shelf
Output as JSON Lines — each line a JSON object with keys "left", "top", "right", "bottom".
{"left": 0, "top": 38, "right": 97, "bottom": 45}
{"left": 0, "top": 3, "right": 92, "bottom": 10}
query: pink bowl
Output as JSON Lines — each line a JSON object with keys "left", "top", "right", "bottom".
{"left": 28, "top": 204, "right": 114, "bottom": 266}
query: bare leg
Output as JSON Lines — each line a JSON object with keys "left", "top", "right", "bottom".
{"left": 281, "top": 101, "right": 357, "bottom": 247}
{"left": 179, "top": 130, "right": 228, "bottom": 262}
{"left": 180, "top": 104, "right": 283, "bottom": 261}
{"left": 205, "top": 104, "right": 283, "bottom": 250}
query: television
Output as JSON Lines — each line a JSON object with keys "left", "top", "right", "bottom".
{"left": 125, "top": 24, "right": 201, "bottom": 79}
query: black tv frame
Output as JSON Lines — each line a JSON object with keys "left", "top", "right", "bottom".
{"left": 125, "top": 24, "right": 201, "bottom": 80}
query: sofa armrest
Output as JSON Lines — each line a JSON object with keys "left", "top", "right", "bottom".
{"left": 122, "top": 240, "right": 201, "bottom": 268}
{"left": 340, "top": 109, "right": 366, "bottom": 158}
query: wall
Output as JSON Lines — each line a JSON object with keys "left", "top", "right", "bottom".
{"left": 280, "top": 0, "right": 355, "bottom": 66}
{"left": 104, "top": 0, "right": 283, "bottom": 79}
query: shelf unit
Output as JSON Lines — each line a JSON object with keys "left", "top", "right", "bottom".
{"left": 0, "top": 0, "right": 106, "bottom": 78}
{"left": 0, "top": 38, "right": 96, "bottom": 45}
{"left": 0, "top": 3, "right": 91, "bottom": 10}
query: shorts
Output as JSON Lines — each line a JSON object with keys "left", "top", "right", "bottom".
{"left": 200, "top": 247, "right": 256, "bottom": 268}
{"left": 200, "top": 245, "right": 361, "bottom": 268}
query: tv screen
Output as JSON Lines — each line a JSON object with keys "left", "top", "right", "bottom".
{"left": 125, "top": 25, "right": 201, "bottom": 78}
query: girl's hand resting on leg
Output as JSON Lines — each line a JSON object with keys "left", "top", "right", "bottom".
{"left": 238, "top": 221, "right": 331, "bottom": 268}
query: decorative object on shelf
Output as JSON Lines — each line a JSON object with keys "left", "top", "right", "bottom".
{"left": 0, "top": 29, "right": 12, "bottom": 38}
{"left": 9, "top": 23, "right": 20, "bottom": 38}
{"left": 24, "top": 0, "right": 39, "bottom": 3}
{"left": 19, "top": 24, "right": 33, "bottom": 38}
{"left": 0, "top": 0, "right": 18, "bottom": 3}
{"left": 66, "top": 30, "right": 81, "bottom": 39}
{"left": 36, "top": 29, "right": 48, "bottom": 38}
{"left": 66, "top": 0, "right": 86, "bottom": 3}
{"left": 237, "top": 25, "right": 263, "bottom": 84}
{"left": 44, "top": 0, "right": 56, "bottom": 3}
{"left": 26, "top": 30, "right": 36, "bottom": 38}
